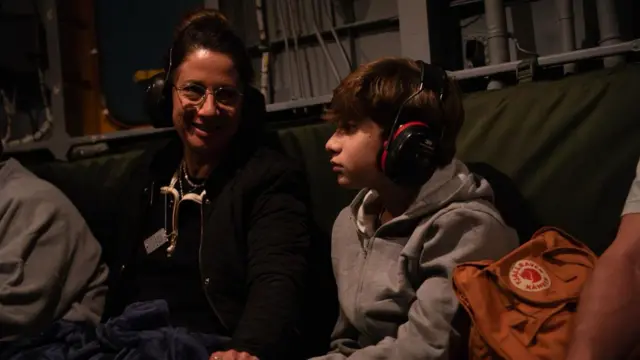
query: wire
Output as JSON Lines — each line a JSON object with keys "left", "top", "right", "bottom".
{"left": 0, "top": 0, "right": 53, "bottom": 146}
{"left": 1, "top": 88, "right": 15, "bottom": 143}
{"left": 6, "top": 68, "right": 53, "bottom": 145}
{"left": 461, "top": 15, "right": 482, "bottom": 29}
{"left": 306, "top": 0, "right": 341, "bottom": 83}
{"left": 5, "top": 0, "right": 53, "bottom": 146}
{"left": 463, "top": 31, "right": 538, "bottom": 67}
{"left": 255, "top": 0, "right": 271, "bottom": 102}
{"left": 321, "top": 0, "right": 351, "bottom": 71}
{"left": 509, "top": 32, "right": 538, "bottom": 56}
{"left": 285, "top": 0, "right": 306, "bottom": 98}
{"left": 275, "top": 0, "right": 297, "bottom": 100}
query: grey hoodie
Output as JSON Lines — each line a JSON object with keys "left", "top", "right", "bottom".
{"left": 312, "top": 160, "right": 519, "bottom": 360}
{"left": 0, "top": 158, "right": 108, "bottom": 341}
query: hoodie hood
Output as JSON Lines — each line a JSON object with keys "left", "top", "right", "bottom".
{"left": 350, "top": 159, "right": 494, "bottom": 235}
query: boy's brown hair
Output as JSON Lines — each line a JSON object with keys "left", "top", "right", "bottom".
{"left": 324, "top": 57, "right": 464, "bottom": 167}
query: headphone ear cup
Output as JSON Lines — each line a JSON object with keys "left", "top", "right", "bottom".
{"left": 144, "top": 72, "right": 173, "bottom": 128}
{"left": 383, "top": 124, "right": 438, "bottom": 185}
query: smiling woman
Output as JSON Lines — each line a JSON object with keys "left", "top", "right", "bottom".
{"left": 102, "top": 9, "right": 312, "bottom": 360}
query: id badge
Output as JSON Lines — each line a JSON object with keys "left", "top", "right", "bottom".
{"left": 143, "top": 228, "right": 169, "bottom": 255}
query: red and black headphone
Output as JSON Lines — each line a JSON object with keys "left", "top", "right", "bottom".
{"left": 377, "top": 60, "right": 449, "bottom": 185}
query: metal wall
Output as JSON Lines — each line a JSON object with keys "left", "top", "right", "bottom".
{"left": 225, "top": 0, "right": 634, "bottom": 105}
{"left": 1, "top": 0, "right": 637, "bottom": 160}
{"left": 222, "top": 0, "right": 401, "bottom": 105}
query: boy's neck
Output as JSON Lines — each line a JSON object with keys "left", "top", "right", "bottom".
{"left": 375, "top": 179, "right": 420, "bottom": 218}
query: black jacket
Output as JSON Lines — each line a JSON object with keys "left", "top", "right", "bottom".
{"left": 103, "top": 133, "right": 311, "bottom": 359}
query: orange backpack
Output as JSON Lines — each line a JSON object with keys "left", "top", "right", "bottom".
{"left": 452, "top": 227, "right": 597, "bottom": 360}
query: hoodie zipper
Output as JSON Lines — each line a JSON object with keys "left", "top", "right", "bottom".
{"left": 353, "top": 221, "right": 384, "bottom": 324}
{"left": 353, "top": 220, "right": 393, "bottom": 327}
{"left": 362, "top": 219, "right": 390, "bottom": 258}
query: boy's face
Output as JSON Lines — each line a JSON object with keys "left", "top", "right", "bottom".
{"left": 325, "top": 118, "right": 385, "bottom": 189}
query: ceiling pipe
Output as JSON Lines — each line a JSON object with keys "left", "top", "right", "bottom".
{"left": 556, "top": 0, "right": 576, "bottom": 74}
{"left": 596, "top": 0, "right": 624, "bottom": 67}
{"left": 484, "top": 0, "right": 510, "bottom": 89}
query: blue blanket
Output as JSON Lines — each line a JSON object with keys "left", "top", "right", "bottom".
{"left": 0, "top": 300, "right": 228, "bottom": 360}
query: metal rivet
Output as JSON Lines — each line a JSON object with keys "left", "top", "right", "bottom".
{"left": 204, "top": 278, "right": 210, "bottom": 286}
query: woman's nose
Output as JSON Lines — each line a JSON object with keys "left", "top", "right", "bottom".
{"left": 197, "top": 92, "right": 217, "bottom": 116}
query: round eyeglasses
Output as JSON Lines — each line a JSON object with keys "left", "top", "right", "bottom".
{"left": 174, "top": 83, "right": 243, "bottom": 109}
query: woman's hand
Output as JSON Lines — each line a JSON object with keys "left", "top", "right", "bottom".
{"left": 209, "top": 350, "right": 258, "bottom": 360}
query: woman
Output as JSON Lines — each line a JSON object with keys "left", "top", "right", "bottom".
{"left": 103, "top": 9, "right": 310, "bottom": 360}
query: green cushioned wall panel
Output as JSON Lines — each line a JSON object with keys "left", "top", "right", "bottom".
{"left": 457, "top": 64, "right": 640, "bottom": 253}
{"left": 277, "top": 123, "right": 358, "bottom": 236}
{"left": 29, "top": 65, "right": 640, "bottom": 255}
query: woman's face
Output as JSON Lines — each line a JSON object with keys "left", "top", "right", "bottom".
{"left": 171, "top": 48, "right": 243, "bottom": 156}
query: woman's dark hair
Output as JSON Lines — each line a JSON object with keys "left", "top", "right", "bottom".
{"left": 167, "top": 9, "right": 255, "bottom": 87}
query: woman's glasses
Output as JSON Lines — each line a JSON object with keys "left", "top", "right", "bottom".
{"left": 174, "top": 83, "right": 243, "bottom": 109}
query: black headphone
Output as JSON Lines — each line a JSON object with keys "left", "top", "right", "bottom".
{"left": 144, "top": 44, "right": 177, "bottom": 128}
{"left": 377, "top": 60, "right": 449, "bottom": 185}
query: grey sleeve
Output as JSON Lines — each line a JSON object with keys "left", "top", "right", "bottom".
{"left": 622, "top": 158, "right": 640, "bottom": 216}
{"left": 0, "top": 186, "right": 108, "bottom": 340}
{"left": 313, "top": 208, "right": 518, "bottom": 360}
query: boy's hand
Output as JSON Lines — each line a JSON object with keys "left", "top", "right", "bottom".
{"left": 210, "top": 350, "right": 258, "bottom": 360}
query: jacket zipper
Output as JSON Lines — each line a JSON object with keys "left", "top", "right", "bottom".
{"left": 198, "top": 195, "right": 229, "bottom": 332}
{"left": 353, "top": 223, "right": 375, "bottom": 324}
{"left": 353, "top": 224, "right": 385, "bottom": 328}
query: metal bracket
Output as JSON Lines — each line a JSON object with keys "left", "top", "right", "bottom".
{"left": 516, "top": 57, "right": 539, "bottom": 83}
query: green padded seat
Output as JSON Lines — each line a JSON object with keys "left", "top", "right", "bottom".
{"left": 24, "top": 64, "right": 640, "bottom": 256}
{"left": 457, "top": 64, "right": 640, "bottom": 254}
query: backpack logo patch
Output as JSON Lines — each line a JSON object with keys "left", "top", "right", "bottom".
{"left": 509, "top": 259, "right": 551, "bottom": 292}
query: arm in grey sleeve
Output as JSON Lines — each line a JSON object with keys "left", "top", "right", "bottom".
{"left": 312, "top": 208, "right": 518, "bottom": 360}
{"left": 622, "top": 158, "right": 640, "bottom": 215}
{"left": 0, "top": 187, "right": 108, "bottom": 340}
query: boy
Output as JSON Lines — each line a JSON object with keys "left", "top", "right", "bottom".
{"left": 315, "top": 58, "right": 519, "bottom": 359}
{"left": 0, "top": 141, "right": 108, "bottom": 341}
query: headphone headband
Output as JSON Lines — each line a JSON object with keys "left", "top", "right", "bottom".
{"left": 384, "top": 61, "right": 448, "bottom": 153}
{"left": 376, "top": 60, "right": 450, "bottom": 185}
{"left": 165, "top": 47, "right": 174, "bottom": 84}
{"left": 418, "top": 60, "right": 448, "bottom": 102}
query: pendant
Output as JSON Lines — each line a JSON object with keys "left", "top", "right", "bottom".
{"left": 166, "top": 232, "right": 178, "bottom": 257}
